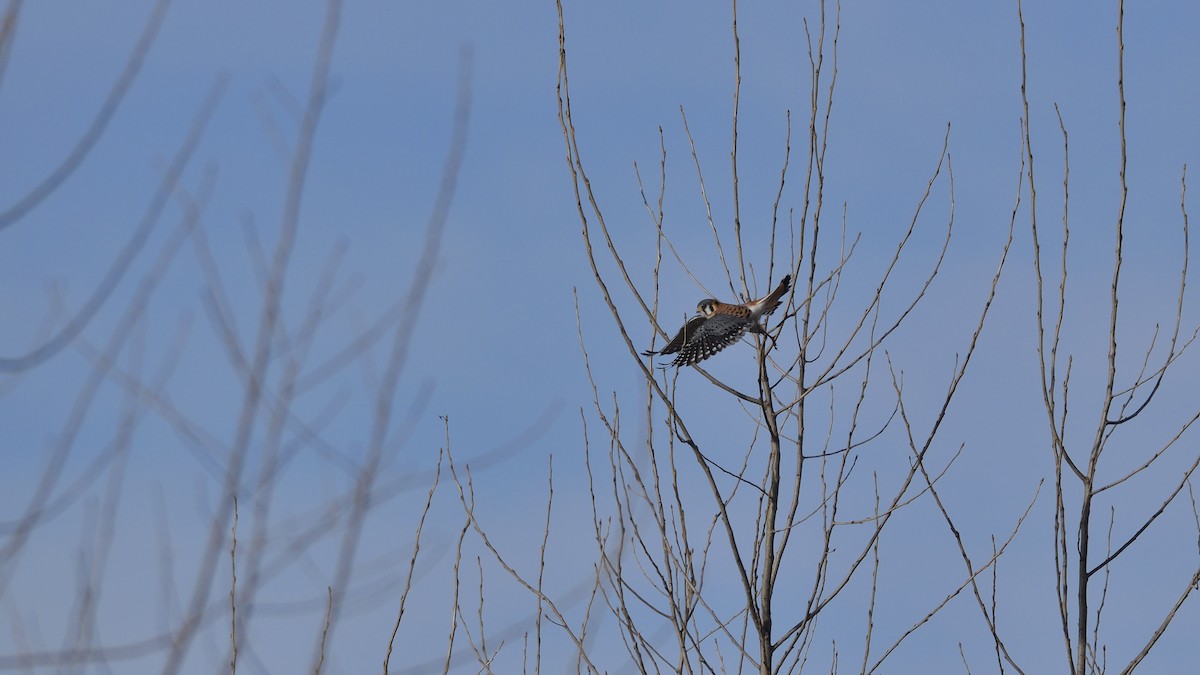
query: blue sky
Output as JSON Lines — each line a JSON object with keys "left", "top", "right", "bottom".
{"left": 2, "top": 1, "right": 1200, "bottom": 673}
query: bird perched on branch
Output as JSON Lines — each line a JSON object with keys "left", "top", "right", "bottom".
{"left": 645, "top": 274, "right": 791, "bottom": 367}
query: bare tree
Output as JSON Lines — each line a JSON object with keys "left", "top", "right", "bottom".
{"left": 443, "top": 1, "right": 1023, "bottom": 673}
{"left": 1021, "top": 1, "right": 1200, "bottom": 672}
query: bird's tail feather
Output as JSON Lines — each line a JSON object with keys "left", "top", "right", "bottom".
{"left": 757, "top": 273, "right": 791, "bottom": 317}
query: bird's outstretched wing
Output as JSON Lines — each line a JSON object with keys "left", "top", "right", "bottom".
{"left": 671, "top": 313, "right": 753, "bottom": 365}
{"left": 645, "top": 313, "right": 753, "bottom": 367}
{"left": 644, "top": 315, "right": 708, "bottom": 358}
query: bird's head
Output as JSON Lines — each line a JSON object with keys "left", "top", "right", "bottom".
{"left": 696, "top": 299, "right": 718, "bottom": 317}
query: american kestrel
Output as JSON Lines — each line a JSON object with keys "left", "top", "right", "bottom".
{"left": 645, "top": 274, "right": 791, "bottom": 367}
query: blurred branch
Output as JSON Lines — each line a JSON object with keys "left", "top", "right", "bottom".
{"left": 0, "top": 150, "right": 217, "bottom": 601}
{"left": 0, "top": 0, "right": 21, "bottom": 96}
{"left": 309, "top": 42, "right": 472, "bottom": 673}
{"left": 162, "top": 0, "right": 343, "bottom": 668}
{"left": 0, "top": 74, "right": 226, "bottom": 373}
{"left": 0, "top": 0, "right": 172, "bottom": 231}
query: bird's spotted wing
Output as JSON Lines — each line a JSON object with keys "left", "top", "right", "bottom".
{"left": 647, "top": 315, "right": 709, "bottom": 357}
{"left": 672, "top": 313, "right": 752, "bottom": 366}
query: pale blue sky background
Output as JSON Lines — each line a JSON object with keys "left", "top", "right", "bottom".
{"left": 2, "top": 1, "right": 1200, "bottom": 673}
